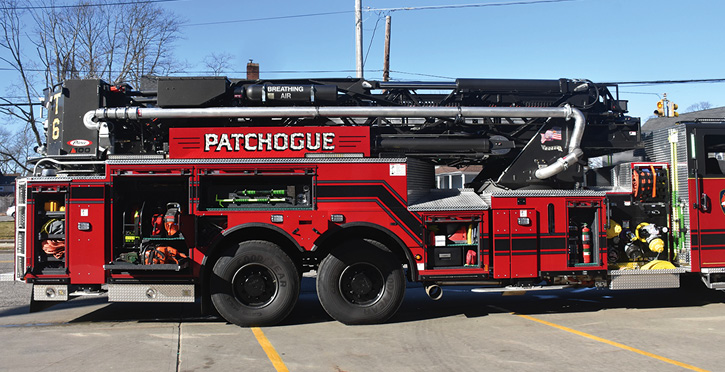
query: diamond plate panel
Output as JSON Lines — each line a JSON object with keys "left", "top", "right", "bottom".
{"left": 408, "top": 189, "right": 489, "bottom": 211}
{"left": 612, "top": 163, "right": 633, "bottom": 192}
{"left": 107, "top": 154, "right": 165, "bottom": 160}
{"left": 108, "top": 284, "right": 195, "bottom": 303}
{"left": 489, "top": 189, "right": 606, "bottom": 197}
{"left": 26, "top": 176, "right": 72, "bottom": 182}
{"left": 610, "top": 268, "right": 686, "bottom": 275}
{"left": 644, "top": 126, "right": 692, "bottom": 266}
{"left": 33, "top": 285, "right": 69, "bottom": 301}
{"left": 609, "top": 269, "right": 683, "bottom": 290}
{"left": 27, "top": 176, "right": 106, "bottom": 181}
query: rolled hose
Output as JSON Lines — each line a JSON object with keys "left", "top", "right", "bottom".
{"left": 640, "top": 260, "right": 676, "bottom": 270}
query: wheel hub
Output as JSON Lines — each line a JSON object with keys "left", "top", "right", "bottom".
{"left": 340, "top": 263, "right": 384, "bottom": 306}
{"left": 232, "top": 263, "right": 278, "bottom": 307}
{"left": 243, "top": 274, "right": 267, "bottom": 297}
{"left": 350, "top": 273, "right": 373, "bottom": 295}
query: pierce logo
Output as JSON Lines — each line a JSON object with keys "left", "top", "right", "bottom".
{"left": 720, "top": 190, "right": 725, "bottom": 215}
{"left": 67, "top": 139, "right": 92, "bottom": 147}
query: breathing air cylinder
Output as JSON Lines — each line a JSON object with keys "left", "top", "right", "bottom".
{"left": 581, "top": 223, "right": 592, "bottom": 264}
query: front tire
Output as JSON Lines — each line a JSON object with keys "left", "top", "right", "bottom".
{"left": 211, "top": 240, "right": 300, "bottom": 326}
{"left": 317, "top": 239, "right": 405, "bottom": 325}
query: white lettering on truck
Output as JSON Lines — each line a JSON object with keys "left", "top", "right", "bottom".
{"left": 203, "top": 132, "right": 336, "bottom": 153}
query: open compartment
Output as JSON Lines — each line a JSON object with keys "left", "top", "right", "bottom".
{"left": 566, "top": 200, "right": 601, "bottom": 267}
{"left": 606, "top": 193, "right": 672, "bottom": 268}
{"left": 424, "top": 215, "right": 481, "bottom": 269}
{"left": 30, "top": 185, "right": 68, "bottom": 275}
{"left": 106, "top": 175, "right": 191, "bottom": 272}
{"left": 198, "top": 168, "right": 314, "bottom": 211}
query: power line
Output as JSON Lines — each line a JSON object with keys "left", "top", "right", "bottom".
{"left": 183, "top": 0, "right": 577, "bottom": 27}
{"left": 4, "top": 64, "right": 724, "bottom": 85}
{"left": 0, "top": 0, "right": 181, "bottom": 11}
{"left": 606, "top": 78, "right": 725, "bottom": 86}
{"left": 368, "top": 0, "right": 577, "bottom": 12}
{"left": 389, "top": 70, "right": 454, "bottom": 79}
{"left": 620, "top": 91, "right": 662, "bottom": 99}
{"left": 363, "top": 13, "right": 385, "bottom": 67}
{"left": 185, "top": 11, "right": 352, "bottom": 27}
{"left": 0, "top": 66, "right": 378, "bottom": 75}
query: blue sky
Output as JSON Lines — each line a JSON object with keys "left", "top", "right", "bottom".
{"left": 162, "top": 0, "right": 723, "bottom": 122}
{"left": 3, "top": 0, "right": 724, "bottom": 123}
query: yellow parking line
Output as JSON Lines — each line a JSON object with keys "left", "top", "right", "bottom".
{"left": 0, "top": 260, "right": 13, "bottom": 263}
{"left": 516, "top": 314, "right": 709, "bottom": 372}
{"left": 252, "top": 327, "right": 290, "bottom": 372}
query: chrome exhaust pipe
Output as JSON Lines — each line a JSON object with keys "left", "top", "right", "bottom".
{"left": 425, "top": 284, "right": 443, "bottom": 301}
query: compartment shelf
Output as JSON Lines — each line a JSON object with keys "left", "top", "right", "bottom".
{"left": 104, "top": 260, "right": 189, "bottom": 272}
{"left": 38, "top": 233, "right": 65, "bottom": 240}
{"left": 43, "top": 211, "right": 66, "bottom": 218}
{"left": 142, "top": 236, "right": 186, "bottom": 242}
{"left": 36, "top": 268, "right": 68, "bottom": 275}
{"left": 432, "top": 266, "right": 481, "bottom": 270}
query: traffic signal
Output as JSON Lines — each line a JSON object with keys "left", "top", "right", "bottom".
{"left": 667, "top": 101, "right": 678, "bottom": 117}
{"left": 654, "top": 99, "right": 664, "bottom": 117}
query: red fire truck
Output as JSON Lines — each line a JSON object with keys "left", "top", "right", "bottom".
{"left": 14, "top": 77, "right": 725, "bottom": 326}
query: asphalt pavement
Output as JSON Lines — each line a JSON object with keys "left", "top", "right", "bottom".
{"left": 1, "top": 251, "right": 724, "bottom": 372}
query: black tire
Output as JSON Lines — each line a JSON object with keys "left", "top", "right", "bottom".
{"left": 211, "top": 240, "right": 300, "bottom": 326}
{"left": 317, "top": 239, "right": 405, "bottom": 325}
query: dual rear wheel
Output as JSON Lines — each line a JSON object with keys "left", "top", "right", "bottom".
{"left": 210, "top": 239, "right": 405, "bottom": 326}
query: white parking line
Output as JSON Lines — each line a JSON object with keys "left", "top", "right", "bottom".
{"left": 0, "top": 272, "right": 14, "bottom": 281}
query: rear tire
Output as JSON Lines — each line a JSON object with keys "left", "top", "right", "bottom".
{"left": 211, "top": 240, "right": 299, "bottom": 326}
{"left": 317, "top": 239, "right": 405, "bottom": 325}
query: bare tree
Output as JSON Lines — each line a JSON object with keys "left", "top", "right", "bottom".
{"left": 685, "top": 101, "right": 713, "bottom": 113}
{"left": 0, "top": 125, "right": 34, "bottom": 173}
{"left": 0, "top": 0, "right": 183, "bottom": 173}
{"left": 203, "top": 52, "right": 235, "bottom": 76}
{"left": 31, "top": 0, "right": 183, "bottom": 87}
{"left": 0, "top": 0, "right": 42, "bottom": 173}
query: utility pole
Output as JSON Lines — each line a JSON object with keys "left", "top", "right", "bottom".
{"left": 382, "top": 15, "right": 391, "bottom": 82}
{"left": 355, "top": 0, "right": 363, "bottom": 78}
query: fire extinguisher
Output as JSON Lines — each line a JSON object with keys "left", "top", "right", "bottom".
{"left": 581, "top": 223, "right": 592, "bottom": 264}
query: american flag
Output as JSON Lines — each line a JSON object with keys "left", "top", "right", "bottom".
{"left": 541, "top": 127, "right": 562, "bottom": 144}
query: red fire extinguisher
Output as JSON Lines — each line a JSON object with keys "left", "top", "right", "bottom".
{"left": 581, "top": 223, "right": 592, "bottom": 264}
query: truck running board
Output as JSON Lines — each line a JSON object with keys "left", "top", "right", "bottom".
{"left": 471, "top": 285, "right": 573, "bottom": 293}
